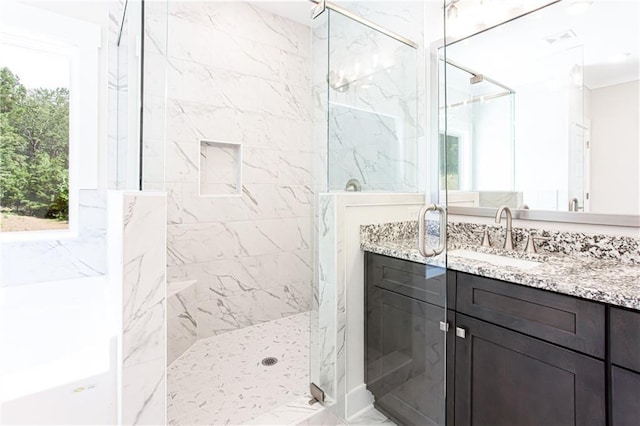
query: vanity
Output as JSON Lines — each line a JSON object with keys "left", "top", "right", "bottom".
{"left": 361, "top": 221, "right": 640, "bottom": 426}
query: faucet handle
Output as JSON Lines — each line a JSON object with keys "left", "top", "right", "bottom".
{"left": 474, "top": 229, "right": 492, "bottom": 247}
{"left": 524, "top": 233, "right": 550, "bottom": 254}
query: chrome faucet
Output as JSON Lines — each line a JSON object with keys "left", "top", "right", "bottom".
{"left": 344, "top": 178, "right": 362, "bottom": 192}
{"left": 495, "top": 205, "right": 514, "bottom": 250}
{"left": 569, "top": 197, "right": 579, "bottom": 212}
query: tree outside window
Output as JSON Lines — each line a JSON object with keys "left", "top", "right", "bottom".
{"left": 0, "top": 45, "right": 70, "bottom": 232}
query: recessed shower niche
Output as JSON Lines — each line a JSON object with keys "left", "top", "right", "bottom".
{"left": 199, "top": 140, "right": 242, "bottom": 197}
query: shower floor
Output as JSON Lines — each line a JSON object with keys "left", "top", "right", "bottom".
{"left": 167, "top": 312, "right": 312, "bottom": 425}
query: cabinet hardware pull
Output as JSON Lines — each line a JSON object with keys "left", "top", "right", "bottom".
{"left": 456, "top": 327, "right": 466, "bottom": 339}
{"left": 439, "top": 321, "right": 449, "bottom": 332}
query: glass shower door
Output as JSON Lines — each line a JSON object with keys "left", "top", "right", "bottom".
{"left": 310, "top": 3, "right": 448, "bottom": 424}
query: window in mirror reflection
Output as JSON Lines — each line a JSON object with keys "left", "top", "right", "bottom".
{"left": 440, "top": 134, "right": 461, "bottom": 191}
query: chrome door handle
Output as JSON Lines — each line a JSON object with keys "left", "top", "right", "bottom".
{"left": 456, "top": 327, "right": 466, "bottom": 339}
{"left": 418, "top": 204, "right": 446, "bottom": 258}
{"left": 439, "top": 321, "right": 450, "bottom": 332}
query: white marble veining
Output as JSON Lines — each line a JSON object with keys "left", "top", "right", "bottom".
{"left": 159, "top": 1, "right": 314, "bottom": 338}
{"left": 1, "top": 190, "right": 108, "bottom": 287}
{"left": 316, "top": 195, "right": 337, "bottom": 400}
{"left": 167, "top": 312, "right": 310, "bottom": 426}
{"left": 323, "top": 6, "right": 424, "bottom": 193}
{"left": 113, "top": 192, "right": 167, "bottom": 425}
{"left": 168, "top": 280, "right": 198, "bottom": 365}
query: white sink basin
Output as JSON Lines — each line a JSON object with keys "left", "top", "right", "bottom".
{"left": 449, "top": 249, "right": 542, "bottom": 270}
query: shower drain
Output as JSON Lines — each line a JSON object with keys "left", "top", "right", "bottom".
{"left": 261, "top": 357, "right": 278, "bottom": 366}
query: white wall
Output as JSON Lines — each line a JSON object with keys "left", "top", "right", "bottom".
{"left": 515, "top": 79, "right": 570, "bottom": 210}
{"left": 589, "top": 80, "right": 640, "bottom": 215}
{"left": 472, "top": 94, "right": 513, "bottom": 191}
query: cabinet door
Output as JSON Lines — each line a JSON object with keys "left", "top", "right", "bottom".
{"left": 454, "top": 314, "right": 605, "bottom": 426}
{"left": 610, "top": 307, "right": 640, "bottom": 372}
{"left": 611, "top": 366, "right": 640, "bottom": 426}
{"left": 366, "top": 286, "right": 445, "bottom": 426}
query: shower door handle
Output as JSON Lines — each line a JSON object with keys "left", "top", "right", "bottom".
{"left": 418, "top": 204, "right": 446, "bottom": 258}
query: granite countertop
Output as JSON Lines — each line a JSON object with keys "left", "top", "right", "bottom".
{"left": 362, "top": 237, "right": 640, "bottom": 311}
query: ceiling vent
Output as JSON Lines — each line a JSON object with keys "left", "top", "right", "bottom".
{"left": 543, "top": 29, "right": 577, "bottom": 45}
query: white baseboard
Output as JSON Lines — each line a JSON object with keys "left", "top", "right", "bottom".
{"left": 346, "top": 384, "right": 375, "bottom": 420}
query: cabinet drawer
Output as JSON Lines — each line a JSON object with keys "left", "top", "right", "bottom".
{"left": 366, "top": 253, "right": 448, "bottom": 307}
{"left": 456, "top": 272, "right": 605, "bottom": 358}
{"left": 610, "top": 307, "right": 640, "bottom": 372}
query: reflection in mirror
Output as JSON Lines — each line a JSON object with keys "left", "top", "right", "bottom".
{"left": 442, "top": 0, "right": 639, "bottom": 216}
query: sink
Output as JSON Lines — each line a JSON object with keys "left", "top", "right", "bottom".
{"left": 448, "top": 249, "right": 542, "bottom": 270}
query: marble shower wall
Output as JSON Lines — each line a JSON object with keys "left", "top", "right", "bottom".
{"left": 167, "top": 280, "right": 197, "bottom": 365}
{"left": 325, "top": 2, "right": 426, "bottom": 192}
{"left": 163, "top": 2, "right": 313, "bottom": 339}
{"left": 110, "top": 192, "right": 167, "bottom": 425}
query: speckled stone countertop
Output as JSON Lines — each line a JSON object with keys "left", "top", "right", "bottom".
{"left": 361, "top": 222, "right": 640, "bottom": 311}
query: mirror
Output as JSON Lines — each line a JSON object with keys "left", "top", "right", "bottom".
{"left": 441, "top": 0, "right": 639, "bottom": 216}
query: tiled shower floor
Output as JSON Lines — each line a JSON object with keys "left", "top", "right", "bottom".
{"left": 167, "top": 312, "right": 310, "bottom": 425}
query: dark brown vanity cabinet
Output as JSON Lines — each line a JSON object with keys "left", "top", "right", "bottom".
{"left": 454, "top": 314, "right": 605, "bottom": 426}
{"left": 610, "top": 307, "right": 640, "bottom": 426}
{"left": 365, "top": 253, "right": 449, "bottom": 426}
{"left": 364, "top": 254, "right": 640, "bottom": 426}
{"left": 453, "top": 272, "right": 606, "bottom": 426}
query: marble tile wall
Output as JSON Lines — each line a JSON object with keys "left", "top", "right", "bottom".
{"left": 161, "top": 2, "right": 313, "bottom": 339}
{"left": 321, "top": 2, "right": 426, "bottom": 193}
{"left": 110, "top": 192, "right": 167, "bottom": 425}
{"left": 167, "top": 280, "right": 197, "bottom": 365}
{"left": 142, "top": 0, "right": 169, "bottom": 191}
{"left": 316, "top": 195, "right": 337, "bottom": 401}
{"left": 326, "top": 12, "right": 420, "bottom": 192}
{"left": 1, "top": 190, "right": 108, "bottom": 286}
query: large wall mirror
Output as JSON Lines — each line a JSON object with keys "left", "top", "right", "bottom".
{"left": 441, "top": 0, "right": 639, "bottom": 219}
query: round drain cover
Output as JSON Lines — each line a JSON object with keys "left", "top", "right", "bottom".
{"left": 261, "top": 357, "right": 278, "bottom": 366}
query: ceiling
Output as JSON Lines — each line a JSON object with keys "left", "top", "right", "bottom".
{"left": 446, "top": 0, "right": 640, "bottom": 90}
{"left": 252, "top": 1, "right": 639, "bottom": 90}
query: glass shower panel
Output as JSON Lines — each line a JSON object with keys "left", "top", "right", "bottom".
{"left": 327, "top": 12, "right": 418, "bottom": 192}
{"left": 442, "top": 61, "right": 515, "bottom": 207}
{"left": 140, "top": 0, "right": 168, "bottom": 191}
{"left": 113, "top": 0, "right": 143, "bottom": 190}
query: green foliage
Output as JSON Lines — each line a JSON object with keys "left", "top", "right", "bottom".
{"left": 0, "top": 67, "right": 69, "bottom": 220}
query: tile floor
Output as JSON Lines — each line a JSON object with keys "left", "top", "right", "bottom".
{"left": 294, "top": 406, "right": 393, "bottom": 426}
{"left": 167, "top": 312, "right": 310, "bottom": 425}
{"left": 347, "top": 408, "right": 394, "bottom": 425}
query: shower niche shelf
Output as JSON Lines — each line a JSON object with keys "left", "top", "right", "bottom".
{"left": 199, "top": 140, "right": 242, "bottom": 197}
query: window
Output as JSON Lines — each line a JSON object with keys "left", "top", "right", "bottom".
{"left": 0, "top": 41, "right": 71, "bottom": 232}
{"left": 439, "top": 133, "right": 461, "bottom": 190}
{"left": 0, "top": 2, "right": 101, "bottom": 238}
